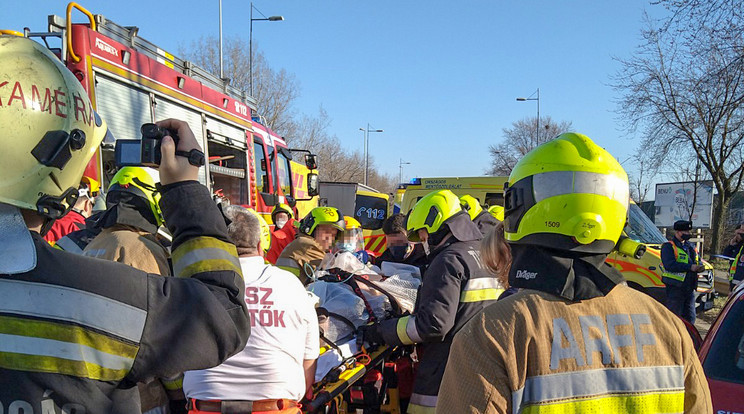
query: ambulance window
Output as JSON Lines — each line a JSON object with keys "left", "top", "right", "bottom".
{"left": 355, "top": 195, "right": 388, "bottom": 230}
{"left": 253, "top": 140, "right": 269, "bottom": 194}
{"left": 277, "top": 150, "right": 292, "bottom": 196}
{"left": 702, "top": 296, "right": 744, "bottom": 385}
{"left": 626, "top": 203, "right": 667, "bottom": 244}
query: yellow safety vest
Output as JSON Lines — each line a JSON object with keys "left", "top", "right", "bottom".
{"left": 660, "top": 242, "right": 690, "bottom": 282}
{"left": 729, "top": 245, "right": 744, "bottom": 283}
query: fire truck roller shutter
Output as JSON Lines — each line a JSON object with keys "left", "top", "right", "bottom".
{"left": 153, "top": 95, "right": 207, "bottom": 185}
{"left": 205, "top": 116, "right": 247, "bottom": 150}
{"left": 95, "top": 75, "right": 153, "bottom": 184}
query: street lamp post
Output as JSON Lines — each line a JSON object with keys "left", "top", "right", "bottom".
{"left": 249, "top": 2, "right": 284, "bottom": 96}
{"left": 399, "top": 158, "right": 411, "bottom": 184}
{"left": 359, "top": 124, "right": 383, "bottom": 186}
{"left": 516, "top": 88, "right": 540, "bottom": 140}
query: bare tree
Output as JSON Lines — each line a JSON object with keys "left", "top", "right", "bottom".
{"left": 487, "top": 116, "right": 573, "bottom": 176}
{"left": 179, "top": 36, "right": 300, "bottom": 135}
{"left": 628, "top": 150, "right": 661, "bottom": 204}
{"left": 180, "top": 37, "right": 393, "bottom": 188}
{"left": 614, "top": 4, "right": 744, "bottom": 254}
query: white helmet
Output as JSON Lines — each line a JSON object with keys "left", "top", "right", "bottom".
{"left": 0, "top": 35, "right": 108, "bottom": 219}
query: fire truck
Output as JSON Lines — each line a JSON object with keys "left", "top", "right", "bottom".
{"left": 12, "top": 2, "right": 318, "bottom": 219}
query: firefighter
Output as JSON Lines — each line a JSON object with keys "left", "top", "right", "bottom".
{"left": 0, "top": 36, "right": 249, "bottom": 411}
{"left": 43, "top": 176, "right": 99, "bottom": 243}
{"left": 272, "top": 203, "right": 294, "bottom": 230}
{"left": 487, "top": 204, "right": 504, "bottom": 222}
{"left": 84, "top": 167, "right": 170, "bottom": 276}
{"left": 459, "top": 194, "right": 498, "bottom": 236}
{"left": 83, "top": 167, "right": 180, "bottom": 412}
{"left": 437, "top": 133, "right": 711, "bottom": 413}
{"left": 660, "top": 220, "right": 705, "bottom": 324}
{"left": 374, "top": 213, "right": 428, "bottom": 276}
{"left": 276, "top": 206, "right": 345, "bottom": 284}
{"left": 359, "top": 189, "right": 502, "bottom": 413}
{"left": 266, "top": 203, "right": 297, "bottom": 264}
{"left": 722, "top": 223, "right": 744, "bottom": 290}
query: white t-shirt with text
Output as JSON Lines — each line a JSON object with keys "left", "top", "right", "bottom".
{"left": 184, "top": 256, "right": 320, "bottom": 401}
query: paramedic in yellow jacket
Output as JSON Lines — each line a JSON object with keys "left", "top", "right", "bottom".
{"left": 437, "top": 133, "right": 712, "bottom": 413}
{"left": 276, "top": 207, "right": 345, "bottom": 284}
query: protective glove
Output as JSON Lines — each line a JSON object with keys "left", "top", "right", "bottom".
{"left": 357, "top": 323, "right": 384, "bottom": 347}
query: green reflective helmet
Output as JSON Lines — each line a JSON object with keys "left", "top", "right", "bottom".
{"left": 488, "top": 205, "right": 505, "bottom": 222}
{"left": 406, "top": 189, "right": 462, "bottom": 242}
{"left": 271, "top": 203, "right": 294, "bottom": 222}
{"left": 459, "top": 195, "right": 483, "bottom": 221}
{"left": 299, "top": 206, "right": 345, "bottom": 236}
{"left": 503, "top": 132, "right": 629, "bottom": 253}
{"left": 107, "top": 167, "right": 164, "bottom": 226}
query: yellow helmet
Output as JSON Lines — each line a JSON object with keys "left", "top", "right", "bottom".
{"left": 81, "top": 176, "right": 100, "bottom": 197}
{"left": 299, "top": 207, "right": 345, "bottom": 236}
{"left": 488, "top": 205, "right": 504, "bottom": 222}
{"left": 337, "top": 215, "right": 365, "bottom": 252}
{"left": 406, "top": 189, "right": 463, "bottom": 242}
{"left": 459, "top": 195, "right": 483, "bottom": 221}
{"left": 0, "top": 36, "right": 107, "bottom": 219}
{"left": 107, "top": 167, "right": 163, "bottom": 226}
{"left": 247, "top": 208, "right": 271, "bottom": 253}
{"left": 271, "top": 203, "right": 294, "bottom": 222}
{"left": 503, "top": 132, "right": 629, "bottom": 253}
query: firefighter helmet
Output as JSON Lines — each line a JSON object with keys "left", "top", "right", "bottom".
{"left": 488, "top": 205, "right": 504, "bottom": 222}
{"left": 503, "top": 132, "right": 629, "bottom": 253}
{"left": 406, "top": 189, "right": 463, "bottom": 242}
{"left": 107, "top": 167, "right": 164, "bottom": 227}
{"left": 0, "top": 36, "right": 108, "bottom": 219}
{"left": 337, "top": 216, "right": 365, "bottom": 253}
{"left": 271, "top": 203, "right": 294, "bottom": 222}
{"left": 299, "top": 207, "right": 345, "bottom": 236}
{"left": 459, "top": 195, "right": 483, "bottom": 221}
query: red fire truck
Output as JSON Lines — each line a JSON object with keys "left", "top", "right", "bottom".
{"left": 12, "top": 2, "right": 318, "bottom": 218}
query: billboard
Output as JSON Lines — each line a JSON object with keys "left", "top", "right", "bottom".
{"left": 654, "top": 181, "right": 714, "bottom": 228}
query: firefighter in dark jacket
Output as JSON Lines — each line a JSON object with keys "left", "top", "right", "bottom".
{"left": 0, "top": 37, "right": 249, "bottom": 413}
{"left": 660, "top": 220, "right": 705, "bottom": 324}
{"left": 359, "top": 189, "right": 503, "bottom": 413}
{"left": 459, "top": 194, "right": 499, "bottom": 237}
{"left": 722, "top": 223, "right": 744, "bottom": 290}
{"left": 374, "top": 213, "right": 428, "bottom": 276}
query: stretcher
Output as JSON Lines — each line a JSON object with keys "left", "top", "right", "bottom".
{"left": 302, "top": 344, "right": 401, "bottom": 414}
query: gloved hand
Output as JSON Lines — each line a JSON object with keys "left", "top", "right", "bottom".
{"left": 357, "top": 323, "right": 384, "bottom": 347}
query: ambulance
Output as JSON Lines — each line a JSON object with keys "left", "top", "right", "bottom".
{"left": 318, "top": 182, "right": 389, "bottom": 257}
{"left": 400, "top": 176, "right": 716, "bottom": 312}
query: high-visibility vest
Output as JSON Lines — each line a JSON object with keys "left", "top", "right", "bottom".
{"left": 729, "top": 245, "right": 744, "bottom": 282}
{"left": 660, "top": 242, "right": 690, "bottom": 282}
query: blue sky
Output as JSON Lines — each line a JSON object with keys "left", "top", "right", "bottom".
{"left": 2, "top": 1, "right": 669, "bottom": 182}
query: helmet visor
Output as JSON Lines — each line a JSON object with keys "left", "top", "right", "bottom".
{"left": 335, "top": 227, "right": 365, "bottom": 252}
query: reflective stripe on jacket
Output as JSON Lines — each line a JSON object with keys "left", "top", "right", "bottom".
{"left": 660, "top": 242, "right": 689, "bottom": 282}
{"left": 378, "top": 238, "right": 502, "bottom": 410}
{"left": 436, "top": 285, "right": 712, "bottom": 414}
{"left": 0, "top": 182, "right": 250, "bottom": 412}
{"left": 660, "top": 239, "right": 697, "bottom": 287}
